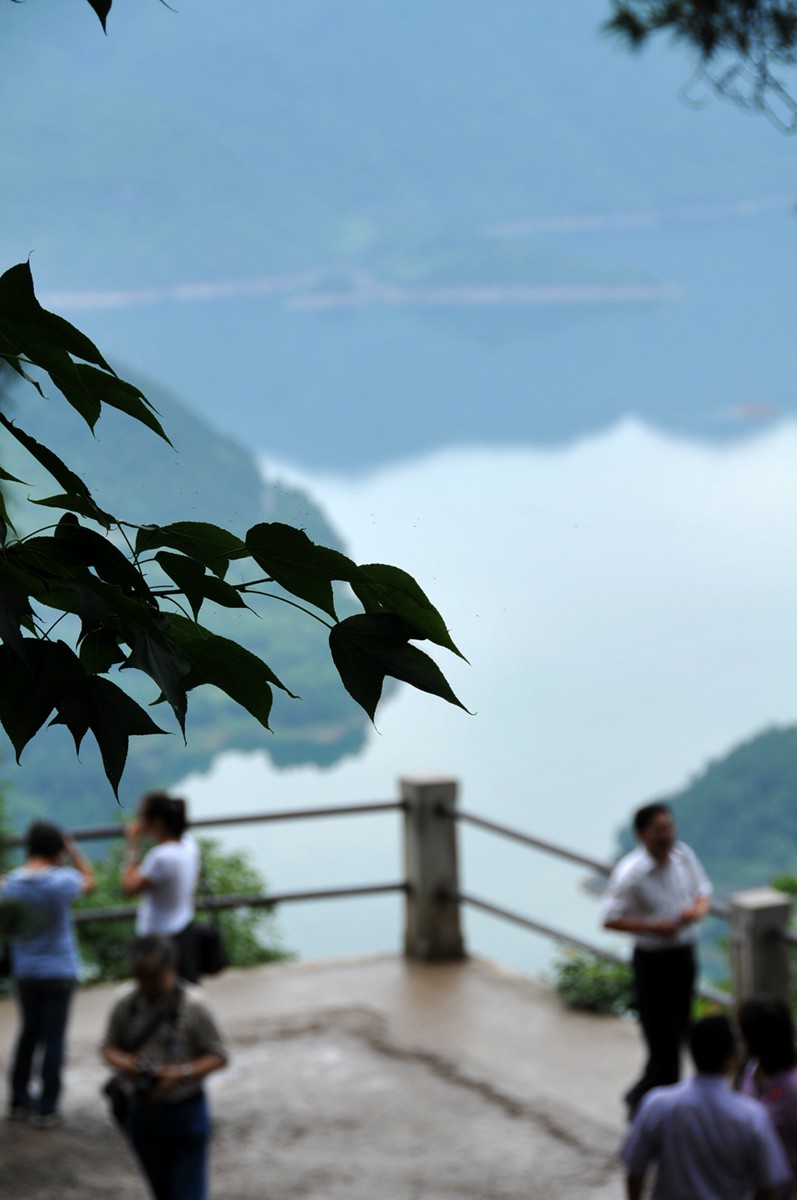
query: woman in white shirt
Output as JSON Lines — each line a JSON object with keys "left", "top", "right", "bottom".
{"left": 122, "top": 792, "right": 201, "bottom": 982}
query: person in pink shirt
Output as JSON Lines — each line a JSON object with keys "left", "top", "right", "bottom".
{"left": 739, "top": 996, "right": 797, "bottom": 1198}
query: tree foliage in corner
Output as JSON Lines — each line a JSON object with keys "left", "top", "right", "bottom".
{"left": 604, "top": 0, "right": 797, "bottom": 129}
{"left": 0, "top": 261, "right": 466, "bottom": 797}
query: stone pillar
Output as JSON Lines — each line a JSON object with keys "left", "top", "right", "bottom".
{"left": 401, "top": 776, "right": 465, "bottom": 961}
{"left": 729, "top": 887, "right": 793, "bottom": 1006}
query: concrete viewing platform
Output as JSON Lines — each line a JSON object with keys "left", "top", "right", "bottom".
{"left": 0, "top": 954, "right": 642, "bottom": 1199}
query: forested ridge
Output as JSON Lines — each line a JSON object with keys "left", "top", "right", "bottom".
{"left": 615, "top": 726, "right": 797, "bottom": 895}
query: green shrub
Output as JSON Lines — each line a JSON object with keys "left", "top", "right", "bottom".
{"left": 551, "top": 949, "right": 635, "bottom": 1015}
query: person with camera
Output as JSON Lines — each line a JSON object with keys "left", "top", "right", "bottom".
{"left": 2, "top": 820, "right": 95, "bottom": 1127}
{"left": 101, "top": 934, "right": 228, "bottom": 1200}
{"left": 122, "top": 791, "right": 202, "bottom": 982}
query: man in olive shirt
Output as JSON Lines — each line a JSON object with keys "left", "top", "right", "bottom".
{"left": 102, "top": 934, "right": 228, "bottom": 1200}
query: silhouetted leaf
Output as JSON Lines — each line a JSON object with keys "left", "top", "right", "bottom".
{"left": 122, "top": 625, "right": 191, "bottom": 735}
{"left": 31, "top": 492, "right": 115, "bottom": 529}
{"left": 5, "top": 536, "right": 106, "bottom": 621}
{"left": 79, "top": 628, "right": 126, "bottom": 675}
{"left": 0, "top": 640, "right": 84, "bottom": 761}
{"left": 0, "top": 262, "right": 113, "bottom": 374}
{"left": 168, "top": 613, "right": 297, "bottom": 728}
{"left": 155, "top": 551, "right": 248, "bottom": 619}
{"left": 0, "top": 411, "right": 96, "bottom": 508}
{"left": 50, "top": 674, "right": 168, "bottom": 798}
{"left": 86, "top": 0, "right": 112, "bottom": 30}
{"left": 4, "top": 539, "right": 162, "bottom": 643}
{"left": 245, "top": 522, "right": 358, "bottom": 619}
{"left": 136, "top": 522, "right": 245, "bottom": 579}
{"left": 74, "top": 364, "right": 171, "bottom": 444}
{"left": 67, "top": 578, "right": 166, "bottom": 644}
{"left": 0, "top": 463, "right": 25, "bottom": 538}
{"left": 329, "top": 613, "right": 468, "bottom": 722}
{"left": 350, "top": 563, "right": 466, "bottom": 659}
{"left": 0, "top": 261, "right": 166, "bottom": 442}
{"left": 0, "top": 574, "right": 35, "bottom": 655}
{"left": 54, "top": 515, "right": 153, "bottom": 599}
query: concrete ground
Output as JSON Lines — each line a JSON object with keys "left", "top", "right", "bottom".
{"left": 0, "top": 955, "right": 642, "bottom": 1199}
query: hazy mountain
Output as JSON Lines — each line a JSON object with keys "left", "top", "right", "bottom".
{"left": 1, "top": 1, "right": 795, "bottom": 467}
{"left": 2, "top": 373, "right": 369, "bottom": 829}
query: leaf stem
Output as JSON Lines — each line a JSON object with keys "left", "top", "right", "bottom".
{"left": 241, "top": 588, "right": 334, "bottom": 629}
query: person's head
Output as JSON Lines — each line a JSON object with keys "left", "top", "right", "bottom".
{"left": 634, "top": 803, "right": 675, "bottom": 862}
{"left": 127, "top": 934, "right": 178, "bottom": 1000}
{"left": 689, "top": 1014, "right": 737, "bottom": 1075}
{"left": 25, "top": 821, "right": 66, "bottom": 863}
{"left": 138, "top": 790, "right": 188, "bottom": 841}
{"left": 738, "top": 996, "right": 797, "bottom": 1074}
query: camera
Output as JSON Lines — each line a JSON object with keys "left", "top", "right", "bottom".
{"left": 132, "top": 1061, "right": 159, "bottom": 1101}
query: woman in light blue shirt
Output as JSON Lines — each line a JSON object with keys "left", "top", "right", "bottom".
{"left": 2, "top": 821, "right": 95, "bottom": 1126}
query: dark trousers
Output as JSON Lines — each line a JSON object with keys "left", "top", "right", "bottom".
{"left": 10, "top": 977, "right": 75, "bottom": 1114}
{"left": 627, "top": 944, "right": 696, "bottom": 1112}
{"left": 127, "top": 1091, "right": 211, "bottom": 1200}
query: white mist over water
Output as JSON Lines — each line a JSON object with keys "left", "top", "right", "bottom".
{"left": 181, "top": 419, "right": 797, "bottom": 978}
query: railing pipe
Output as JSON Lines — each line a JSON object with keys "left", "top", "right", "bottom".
{"left": 0, "top": 801, "right": 404, "bottom": 850}
{"left": 450, "top": 889, "right": 626, "bottom": 962}
{"left": 444, "top": 805, "right": 613, "bottom": 874}
{"left": 74, "top": 882, "right": 407, "bottom": 925}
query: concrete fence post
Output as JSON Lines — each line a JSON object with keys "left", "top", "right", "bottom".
{"left": 401, "top": 776, "right": 465, "bottom": 961}
{"left": 729, "top": 887, "right": 793, "bottom": 1006}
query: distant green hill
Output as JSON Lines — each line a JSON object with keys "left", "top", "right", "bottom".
{"left": 614, "top": 726, "right": 797, "bottom": 897}
{"left": 2, "top": 372, "right": 369, "bottom": 829}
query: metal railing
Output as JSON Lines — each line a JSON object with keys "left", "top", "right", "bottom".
{"left": 2, "top": 800, "right": 402, "bottom": 849}
{"left": 3, "top": 777, "right": 788, "bottom": 1004}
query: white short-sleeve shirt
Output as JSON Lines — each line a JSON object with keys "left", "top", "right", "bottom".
{"left": 601, "top": 841, "right": 712, "bottom": 950}
{"left": 135, "top": 833, "right": 200, "bottom": 935}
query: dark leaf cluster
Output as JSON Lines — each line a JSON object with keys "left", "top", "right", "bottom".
{"left": 604, "top": 0, "right": 797, "bottom": 129}
{"left": 605, "top": 0, "right": 797, "bottom": 57}
{"left": 0, "top": 262, "right": 467, "bottom": 796}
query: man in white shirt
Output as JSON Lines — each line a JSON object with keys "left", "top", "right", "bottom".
{"left": 622, "top": 1014, "right": 789, "bottom": 1200}
{"left": 602, "top": 803, "right": 712, "bottom": 1117}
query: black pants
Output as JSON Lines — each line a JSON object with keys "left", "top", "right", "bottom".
{"left": 127, "top": 1092, "right": 210, "bottom": 1200}
{"left": 626, "top": 944, "right": 696, "bottom": 1113}
{"left": 10, "top": 978, "right": 75, "bottom": 1115}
